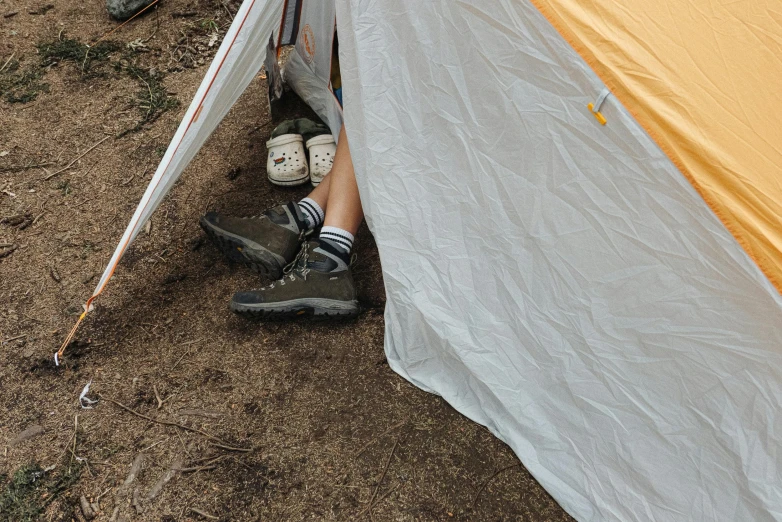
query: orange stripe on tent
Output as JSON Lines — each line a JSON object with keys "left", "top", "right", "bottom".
{"left": 57, "top": 0, "right": 262, "bottom": 362}
{"left": 90, "top": 0, "right": 260, "bottom": 302}
{"left": 527, "top": 0, "right": 782, "bottom": 295}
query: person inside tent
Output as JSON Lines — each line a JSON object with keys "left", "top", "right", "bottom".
{"left": 199, "top": 122, "right": 363, "bottom": 319}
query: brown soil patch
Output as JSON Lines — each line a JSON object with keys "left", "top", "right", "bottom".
{"left": 1, "top": 1, "right": 574, "bottom": 520}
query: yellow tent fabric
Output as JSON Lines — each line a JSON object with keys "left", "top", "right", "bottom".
{"left": 530, "top": 0, "right": 782, "bottom": 292}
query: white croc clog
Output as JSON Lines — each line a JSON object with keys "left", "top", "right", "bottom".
{"left": 305, "top": 134, "right": 337, "bottom": 187}
{"left": 266, "top": 134, "right": 309, "bottom": 186}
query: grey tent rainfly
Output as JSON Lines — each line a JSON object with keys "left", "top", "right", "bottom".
{"left": 59, "top": 0, "right": 782, "bottom": 520}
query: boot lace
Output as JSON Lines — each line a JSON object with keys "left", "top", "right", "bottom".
{"left": 264, "top": 241, "right": 311, "bottom": 289}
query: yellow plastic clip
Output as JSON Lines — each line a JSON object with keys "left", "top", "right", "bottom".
{"left": 588, "top": 88, "right": 611, "bottom": 126}
{"left": 587, "top": 103, "right": 607, "bottom": 125}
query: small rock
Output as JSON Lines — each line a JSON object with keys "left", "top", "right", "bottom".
{"left": 10, "top": 424, "right": 44, "bottom": 446}
{"left": 106, "top": 0, "right": 156, "bottom": 21}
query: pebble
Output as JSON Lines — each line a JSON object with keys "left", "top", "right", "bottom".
{"left": 106, "top": 0, "right": 157, "bottom": 21}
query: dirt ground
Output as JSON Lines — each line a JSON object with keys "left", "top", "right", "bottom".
{"left": 0, "top": 1, "right": 574, "bottom": 520}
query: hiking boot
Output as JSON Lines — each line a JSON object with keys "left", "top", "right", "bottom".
{"left": 199, "top": 202, "right": 309, "bottom": 279}
{"left": 230, "top": 239, "right": 360, "bottom": 319}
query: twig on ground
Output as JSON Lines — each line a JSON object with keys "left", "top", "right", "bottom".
{"left": 190, "top": 454, "right": 224, "bottom": 464}
{"left": 176, "top": 464, "right": 217, "bottom": 473}
{"left": 68, "top": 415, "right": 78, "bottom": 473}
{"left": 2, "top": 333, "right": 26, "bottom": 343}
{"left": 210, "top": 442, "right": 253, "bottom": 453}
{"left": 360, "top": 435, "right": 401, "bottom": 517}
{"left": 170, "top": 338, "right": 203, "bottom": 371}
{"left": 153, "top": 384, "right": 163, "bottom": 409}
{"left": 355, "top": 419, "right": 407, "bottom": 457}
{"left": 132, "top": 486, "right": 144, "bottom": 514}
{"left": 0, "top": 163, "right": 55, "bottom": 173}
{"left": 100, "top": 394, "right": 252, "bottom": 451}
{"left": 185, "top": 455, "right": 228, "bottom": 472}
{"left": 374, "top": 482, "right": 401, "bottom": 508}
{"left": 43, "top": 136, "right": 110, "bottom": 181}
{"left": 141, "top": 438, "right": 169, "bottom": 452}
{"left": 118, "top": 453, "right": 145, "bottom": 497}
{"left": 0, "top": 243, "right": 18, "bottom": 259}
{"left": 146, "top": 456, "right": 184, "bottom": 500}
{"left": 174, "top": 428, "right": 193, "bottom": 459}
{"left": 219, "top": 0, "right": 233, "bottom": 19}
{"left": 143, "top": 5, "right": 161, "bottom": 43}
{"left": 90, "top": 0, "right": 159, "bottom": 47}
{"left": 190, "top": 507, "right": 219, "bottom": 520}
{"left": 0, "top": 52, "right": 15, "bottom": 73}
{"left": 470, "top": 463, "right": 521, "bottom": 509}
{"left": 95, "top": 486, "right": 113, "bottom": 502}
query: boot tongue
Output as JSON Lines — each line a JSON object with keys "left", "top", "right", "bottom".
{"left": 264, "top": 202, "right": 308, "bottom": 233}
{"left": 306, "top": 239, "right": 350, "bottom": 273}
{"left": 288, "top": 202, "right": 308, "bottom": 229}
{"left": 264, "top": 205, "right": 289, "bottom": 223}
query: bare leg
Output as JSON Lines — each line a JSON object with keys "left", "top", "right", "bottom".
{"left": 227, "top": 124, "right": 362, "bottom": 319}
{"left": 305, "top": 170, "right": 331, "bottom": 210}
{"left": 321, "top": 125, "right": 363, "bottom": 236}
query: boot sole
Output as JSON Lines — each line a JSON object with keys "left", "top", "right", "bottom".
{"left": 231, "top": 297, "right": 361, "bottom": 320}
{"left": 199, "top": 217, "right": 288, "bottom": 279}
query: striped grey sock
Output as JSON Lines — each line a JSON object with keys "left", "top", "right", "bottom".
{"left": 298, "top": 197, "right": 324, "bottom": 230}
{"left": 319, "top": 226, "right": 354, "bottom": 254}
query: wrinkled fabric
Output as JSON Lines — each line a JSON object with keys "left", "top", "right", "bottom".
{"left": 99, "top": 0, "right": 782, "bottom": 520}
{"left": 337, "top": 1, "right": 782, "bottom": 520}
{"left": 92, "top": 0, "right": 284, "bottom": 298}
{"left": 531, "top": 0, "right": 782, "bottom": 294}
{"left": 284, "top": 0, "right": 344, "bottom": 141}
